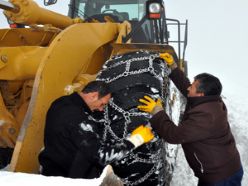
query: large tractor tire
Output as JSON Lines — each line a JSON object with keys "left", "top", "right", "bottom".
{"left": 97, "top": 51, "right": 171, "bottom": 186}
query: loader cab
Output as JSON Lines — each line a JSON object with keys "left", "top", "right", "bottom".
{"left": 68, "top": 0, "right": 164, "bottom": 43}
{"left": 67, "top": 0, "right": 187, "bottom": 64}
{"left": 68, "top": 0, "right": 147, "bottom": 22}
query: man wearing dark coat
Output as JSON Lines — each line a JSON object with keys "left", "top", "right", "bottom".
{"left": 39, "top": 80, "right": 154, "bottom": 179}
{"left": 138, "top": 53, "right": 243, "bottom": 186}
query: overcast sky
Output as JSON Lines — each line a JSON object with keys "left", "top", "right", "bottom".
{"left": 165, "top": 0, "right": 248, "bottom": 97}
{"left": 0, "top": 0, "right": 247, "bottom": 97}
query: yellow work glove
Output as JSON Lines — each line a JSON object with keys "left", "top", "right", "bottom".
{"left": 127, "top": 125, "right": 154, "bottom": 148}
{"left": 137, "top": 95, "right": 163, "bottom": 115}
{"left": 159, "top": 52, "right": 175, "bottom": 66}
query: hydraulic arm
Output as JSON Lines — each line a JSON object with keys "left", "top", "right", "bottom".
{"left": 0, "top": 0, "right": 79, "bottom": 28}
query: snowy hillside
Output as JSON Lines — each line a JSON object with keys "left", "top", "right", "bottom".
{"left": 225, "top": 93, "right": 247, "bottom": 185}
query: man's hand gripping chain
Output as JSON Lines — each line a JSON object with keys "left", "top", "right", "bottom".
{"left": 127, "top": 125, "right": 154, "bottom": 148}
{"left": 159, "top": 52, "right": 175, "bottom": 66}
{"left": 137, "top": 95, "right": 163, "bottom": 115}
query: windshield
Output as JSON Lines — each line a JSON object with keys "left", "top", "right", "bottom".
{"left": 69, "top": 0, "right": 146, "bottom": 21}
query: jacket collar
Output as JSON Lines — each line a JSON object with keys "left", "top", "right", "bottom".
{"left": 70, "top": 92, "right": 105, "bottom": 119}
{"left": 70, "top": 92, "right": 92, "bottom": 114}
{"left": 187, "top": 95, "right": 221, "bottom": 108}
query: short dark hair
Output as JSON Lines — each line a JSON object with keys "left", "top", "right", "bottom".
{"left": 194, "top": 73, "right": 222, "bottom": 96}
{"left": 82, "top": 81, "right": 111, "bottom": 98}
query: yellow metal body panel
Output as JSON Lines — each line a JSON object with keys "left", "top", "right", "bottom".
{"left": 0, "top": 28, "right": 58, "bottom": 80}
{"left": 111, "top": 43, "right": 176, "bottom": 57}
{"left": 0, "top": 46, "right": 47, "bottom": 80}
{"left": 0, "top": 28, "right": 57, "bottom": 47}
{"left": 9, "top": 23, "right": 120, "bottom": 173}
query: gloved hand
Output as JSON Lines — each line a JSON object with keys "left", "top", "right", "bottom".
{"left": 137, "top": 95, "right": 163, "bottom": 115}
{"left": 127, "top": 125, "right": 154, "bottom": 148}
{"left": 159, "top": 52, "right": 175, "bottom": 67}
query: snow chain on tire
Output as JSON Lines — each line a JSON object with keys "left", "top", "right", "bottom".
{"left": 97, "top": 50, "right": 171, "bottom": 186}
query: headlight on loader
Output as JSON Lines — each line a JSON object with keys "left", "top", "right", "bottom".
{"left": 146, "top": 0, "right": 162, "bottom": 19}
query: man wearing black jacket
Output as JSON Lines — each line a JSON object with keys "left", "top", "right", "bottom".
{"left": 39, "top": 80, "right": 153, "bottom": 179}
{"left": 138, "top": 53, "right": 243, "bottom": 186}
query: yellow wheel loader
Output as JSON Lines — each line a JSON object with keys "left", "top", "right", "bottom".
{"left": 0, "top": 0, "right": 188, "bottom": 179}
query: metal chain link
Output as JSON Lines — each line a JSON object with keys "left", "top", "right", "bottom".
{"left": 122, "top": 165, "right": 157, "bottom": 186}
{"left": 121, "top": 148, "right": 164, "bottom": 186}
{"left": 102, "top": 102, "right": 122, "bottom": 142}
{"left": 97, "top": 54, "right": 163, "bottom": 84}
{"left": 116, "top": 139, "right": 165, "bottom": 186}
{"left": 103, "top": 56, "right": 150, "bottom": 70}
{"left": 102, "top": 99, "right": 132, "bottom": 141}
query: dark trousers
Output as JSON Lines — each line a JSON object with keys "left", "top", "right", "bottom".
{"left": 0, "top": 148, "right": 13, "bottom": 169}
{"left": 198, "top": 167, "right": 243, "bottom": 186}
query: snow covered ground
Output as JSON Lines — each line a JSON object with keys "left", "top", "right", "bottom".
{"left": 0, "top": 93, "right": 247, "bottom": 185}
{"left": 0, "top": 171, "right": 103, "bottom": 186}
{"left": 0, "top": 165, "right": 116, "bottom": 186}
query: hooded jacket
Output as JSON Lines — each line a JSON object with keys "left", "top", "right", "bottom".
{"left": 150, "top": 68, "right": 241, "bottom": 182}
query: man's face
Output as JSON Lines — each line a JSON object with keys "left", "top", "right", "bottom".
{"left": 90, "top": 93, "right": 111, "bottom": 112}
{"left": 187, "top": 80, "right": 204, "bottom": 97}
